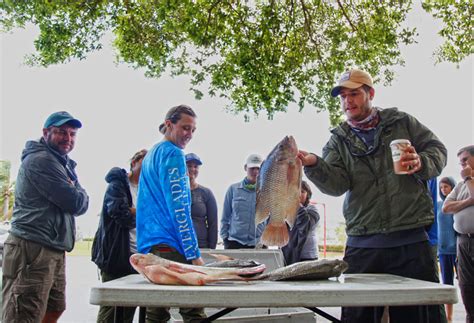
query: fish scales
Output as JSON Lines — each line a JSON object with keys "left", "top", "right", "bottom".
{"left": 255, "top": 259, "right": 349, "bottom": 281}
{"left": 256, "top": 136, "right": 302, "bottom": 247}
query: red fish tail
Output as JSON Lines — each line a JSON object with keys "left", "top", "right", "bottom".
{"left": 261, "top": 223, "right": 289, "bottom": 247}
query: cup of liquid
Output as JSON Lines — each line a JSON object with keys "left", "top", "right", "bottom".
{"left": 390, "top": 139, "right": 411, "bottom": 175}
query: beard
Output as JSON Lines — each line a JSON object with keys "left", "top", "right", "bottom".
{"left": 45, "top": 133, "right": 72, "bottom": 155}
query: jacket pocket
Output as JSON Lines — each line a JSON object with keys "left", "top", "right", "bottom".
{"left": 232, "top": 197, "right": 250, "bottom": 220}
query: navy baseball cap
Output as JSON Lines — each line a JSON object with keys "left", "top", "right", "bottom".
{"left": 44, "top": 111, "right": 82, "bottom": 128}
{"left": 185, "top": 153, "right": 202, "bottom": 165}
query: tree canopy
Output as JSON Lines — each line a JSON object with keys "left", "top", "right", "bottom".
{"left": 1, "top": 1, "right": 472, "bottom": 124}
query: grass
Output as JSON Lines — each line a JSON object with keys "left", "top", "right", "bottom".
{"left": 322, "top": 251, "right": 344, "bottom": 259}
{"left": 68, "top": 240, "right": 93, "bottom": 256}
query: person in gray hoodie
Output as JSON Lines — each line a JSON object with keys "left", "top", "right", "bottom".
{"left": 2, "top": 111, "right": 89, "bottom": 323}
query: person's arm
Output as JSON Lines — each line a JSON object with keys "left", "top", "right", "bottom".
{"left": 104, "top": 180, "right": 135, "bottom": 228}
{"left": 427, "top": 178, "right": 438, "bottom": 215}
{"left": 205, "top": 188, "right": 218, "bottom": 249}
{"left": 220, "top": 186, "right": 233, "bottom": 241}
{"left": 442, "top": 184, "right": 474, "bottom": 214}
{"left": 465, "top": 178, "right": 474, "bottom": 198}
{"left": 306, "top": 204, "right": 321, "bottom": 226}
{"left": 25, "top": 154, "right": 89, "bottom": 215}
{"left": 461, "top": 165, "right": 474, "bottom": 197}
{"left": 160, "top": 151, "right": 201, "bottom": 261}
{"left": 406, "top": 114, "right": 447, "bottom": 179}
{"left": 443, "top": 198, "right": 474, "bottom": 214}
{"left": 191, "top": 257, "right": 204, "bottom": 266}
{"left": 300, "top": 136, "right": 351, "bottom": 197}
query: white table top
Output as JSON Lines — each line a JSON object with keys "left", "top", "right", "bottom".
{"left": 89, "top": 273, "right": 458, "bottom": 308}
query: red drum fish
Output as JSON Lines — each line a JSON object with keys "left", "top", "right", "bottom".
{"left": 129, "top": 253, "right": 266, "bottom": 286}
{"left": 255, "top": 136, "right": 302, "bottom": 247}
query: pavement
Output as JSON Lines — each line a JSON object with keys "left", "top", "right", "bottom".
{"left": 0, "top": 255, "right": 469, "bottom": 322}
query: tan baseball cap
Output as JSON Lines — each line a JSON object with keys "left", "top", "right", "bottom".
{"left": 331, "top": 69, "right": 373, "bottom": 97}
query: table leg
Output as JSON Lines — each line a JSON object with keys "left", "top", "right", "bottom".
{"left": 200, "top": 308, "right": 238, "bottom": 322}
{"left": 139, "top": 306, "right": 146, "bottom": 323}
{"left": 114, "top": 306, "right": 124, "bottom": 323}
{"left": 419, "top": 305, "right": 429, "bottom": 323}
{"left": 305, "top": 307, "right": 341, "bottom": 322}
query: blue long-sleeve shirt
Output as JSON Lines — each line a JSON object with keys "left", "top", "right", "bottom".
{"left": 220, "top": 180, "right": 266, "bottom": 246}
{"left": 136, "top": 140, "right": 200, "bottom": 260}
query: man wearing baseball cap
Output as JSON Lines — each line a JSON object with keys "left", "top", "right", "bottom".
{"left": 2, "top": 111, "right": 89, "bottom": 323}
{"left": 299, "top": 69, "right": 447, "bottom": 322}
{"left": 220, "top": 154, "right": 267, "bottom": 249}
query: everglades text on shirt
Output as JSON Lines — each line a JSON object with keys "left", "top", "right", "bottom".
{"left": 168, "top": 167, "right": 198, "bottom": 258}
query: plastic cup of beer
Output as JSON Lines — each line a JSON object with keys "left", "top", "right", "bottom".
{"left": 390, "top": 139, "right": 411, "bottom": 174}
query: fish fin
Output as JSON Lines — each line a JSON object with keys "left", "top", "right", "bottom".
{"left": 255, "top": 208, "right": 269, "bottom": 224}
{"left": 255, "top": 193, "right": 269, "bottom": 224}
{"left": 260, "top": 222, "right": 289, "bottom": 247}
{"left": 285, "top": 198, "right": 300, "bottom": 229}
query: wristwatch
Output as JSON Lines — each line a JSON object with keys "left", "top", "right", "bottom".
{"left": 464, "top": 176, "right": 473, "bottom": 183}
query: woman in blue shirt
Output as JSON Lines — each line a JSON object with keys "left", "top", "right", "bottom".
{"left": 437, "top": 176, "right": 457, "bottom": 322}
{"left": 136, "top": 104, "right": 205, "bottom": 322}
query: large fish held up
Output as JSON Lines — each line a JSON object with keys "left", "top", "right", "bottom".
{"left": 256, "top": 135, "right": 302, "bottom": 247}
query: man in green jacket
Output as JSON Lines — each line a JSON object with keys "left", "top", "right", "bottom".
{"left": 299, "top": 69, "right": 447, "bottom": 323}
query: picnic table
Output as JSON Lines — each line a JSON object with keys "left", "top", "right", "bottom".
{"left": 89, "top": 273, "right": 458, "bottom": 322}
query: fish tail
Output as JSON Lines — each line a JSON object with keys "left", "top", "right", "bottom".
{"left": 261, "top": 222, "right": 289, "bottom": 247}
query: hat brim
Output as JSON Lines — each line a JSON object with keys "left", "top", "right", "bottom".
{"left": 246, "top": 163, "right": 261, "bottom": 168}
{"left": 330, "top": 80, "right": 365, "bottom": 97}
{"left": 186, "top": 159, "right": 202, "bottom": 166}
{"left": 51, "top": 118, "right": 82, "bottom": 128}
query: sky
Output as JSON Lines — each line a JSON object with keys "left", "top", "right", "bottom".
{"left": 1, "top": 4, "right": 473, "bottom": 239}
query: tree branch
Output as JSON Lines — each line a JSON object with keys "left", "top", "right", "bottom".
{"left": 336, "top": 0, "right": 358, "bottom": 32}
{"left": 205, "top": 0, "right": 222, "bottom": 40}
{"left": 299, "top": 0, "right": 331, "bottom": 80}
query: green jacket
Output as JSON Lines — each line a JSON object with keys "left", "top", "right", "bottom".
{"left": 305, "top": 108, "right": 447, "bottom": 236}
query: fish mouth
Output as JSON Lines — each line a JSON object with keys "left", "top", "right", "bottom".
{"left": 278, "top": 135, "right": 298, "bottom": 155}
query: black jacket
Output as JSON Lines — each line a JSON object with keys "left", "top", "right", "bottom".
{"left": 92, "top": 167, "right": 136, "bottom": 276}
{"left": 282, "top": 205, "right": 320, "bottom": 265}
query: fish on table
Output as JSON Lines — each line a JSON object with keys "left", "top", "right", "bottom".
{"left": 255, "top": 258, "right": 349, "bottom": 281}
{"left": 129, "top": 253, "right": 266, "bottom": 286}
{"left": 130, "top": 253, "right": 348, "bottom": 286}
{"left": 255, "top": 135, "right": 302, "bottom": 247}
{"left": 130, "top": 254, "right": 348, "bottom": 286}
